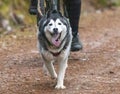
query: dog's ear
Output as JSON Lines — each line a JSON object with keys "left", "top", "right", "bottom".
{"left": 46, "top": 10, "right": 51, "bottom": 18}
{"left": 58, "top": 11, "right": 63, "bottom": 17}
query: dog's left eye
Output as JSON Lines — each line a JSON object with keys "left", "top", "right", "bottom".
{"left": 58, "top": 23, "right": 61, "bottom": 25}
{"left": 49, "top": 24, "right": 53, "bottom": 26}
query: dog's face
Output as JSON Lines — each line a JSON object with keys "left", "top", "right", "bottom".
{"left": 43, "top": 13, "right": 68, "bottom": 47}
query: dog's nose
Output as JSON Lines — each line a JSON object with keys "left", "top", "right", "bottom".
{"left": 53, "top": 28, "right": 58, "bottom": 34}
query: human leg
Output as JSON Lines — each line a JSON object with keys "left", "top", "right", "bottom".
{"left": 65, "top": 0, "right": 83, "bottom": 51}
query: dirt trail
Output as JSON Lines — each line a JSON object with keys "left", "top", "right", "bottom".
{"left": 0, "top": 8, "right": 120, "bottom": 94}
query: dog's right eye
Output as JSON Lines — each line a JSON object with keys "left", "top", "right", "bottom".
{"left": 49, "top": 24, "right": 52, "bottom": 26}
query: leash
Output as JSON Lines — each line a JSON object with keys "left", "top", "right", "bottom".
{"left": 37, "top": 0, "right": 58, "bottom": 17}
{"left": 37, "top": 0, "right": 44, "bottom": 16}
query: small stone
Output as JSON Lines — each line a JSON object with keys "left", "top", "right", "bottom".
{"left": 109, "top": 71, "right": 114, "bottom": 74}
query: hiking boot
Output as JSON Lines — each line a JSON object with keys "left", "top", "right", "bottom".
{"left": 71, "top": 34, "right": 83, "bottom": 51}
{"left": 29, "top": 0, "right": 37, "bottom": 15}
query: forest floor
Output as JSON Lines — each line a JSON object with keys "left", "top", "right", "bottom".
{"left": 0, "top": 8, "right": 120, "bottom": 94}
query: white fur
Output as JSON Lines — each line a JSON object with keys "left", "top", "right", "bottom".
{"left": 44, "top": 19, "right": 66, "bottom": 34}
{"left": 38, "top": 18, "right": 72, "bottom": 89}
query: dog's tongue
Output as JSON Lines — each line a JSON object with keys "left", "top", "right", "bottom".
{"left": 52, "top": 34, "right": 60, "bottom": 47}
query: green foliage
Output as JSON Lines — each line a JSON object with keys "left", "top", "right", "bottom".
{"left": 0, "top": 0, "right": 36, "bottom": 25}
{"left": 98, "top": 0, "right": 107, "bottom": 6}
{"left": 0, "top": 0, "right": 120, "bottom": 26}
{"left": 113, "top": 0, "right": 120, "bottom": 6}
{"left": 90, "top": 0, "right": 120, "bottom": 9}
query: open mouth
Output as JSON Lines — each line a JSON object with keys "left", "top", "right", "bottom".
{"left": 51, "top": 33, "right": 61, "bottom": 47}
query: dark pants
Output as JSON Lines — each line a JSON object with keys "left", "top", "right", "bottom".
{"left": 65, "top": 0, "right": 81, "bottom": 36}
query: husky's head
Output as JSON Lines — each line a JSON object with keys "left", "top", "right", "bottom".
{"left": 42, "top": 11, "right": 69, "bottom": 47}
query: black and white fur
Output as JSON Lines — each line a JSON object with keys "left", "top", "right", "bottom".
{"left": 37, "top": 1, "right": 72, "bottom": 89}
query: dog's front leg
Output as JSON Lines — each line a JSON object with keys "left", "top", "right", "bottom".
{"left": 42, "top": 51, "right": 57, "bottom": 79}
{"left": 55, "top": 58, "right": 68, "bottom": 89}
{"left": 44, "top": 61, "right": 57, "bottom": 79}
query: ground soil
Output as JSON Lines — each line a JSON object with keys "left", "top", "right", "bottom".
{"left": 0, "top": 8, "right": 120, "bottom": 94}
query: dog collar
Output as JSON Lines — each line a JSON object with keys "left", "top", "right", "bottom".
{"left": 50, "top": 51, "right": 61, "bottom": 57}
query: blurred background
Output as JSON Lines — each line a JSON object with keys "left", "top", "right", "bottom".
{"left": 0, "top": 0, "right": 120, "bottom": 35}
{"left": 0, "top": 1, "right": 120, "bottom": 93}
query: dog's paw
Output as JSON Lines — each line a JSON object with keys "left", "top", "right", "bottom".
{"left": 51, "top": 74, "right": 57, "bottom": 79}
{"left": 55, "top": 84, "right": 66, "bottom": 89}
